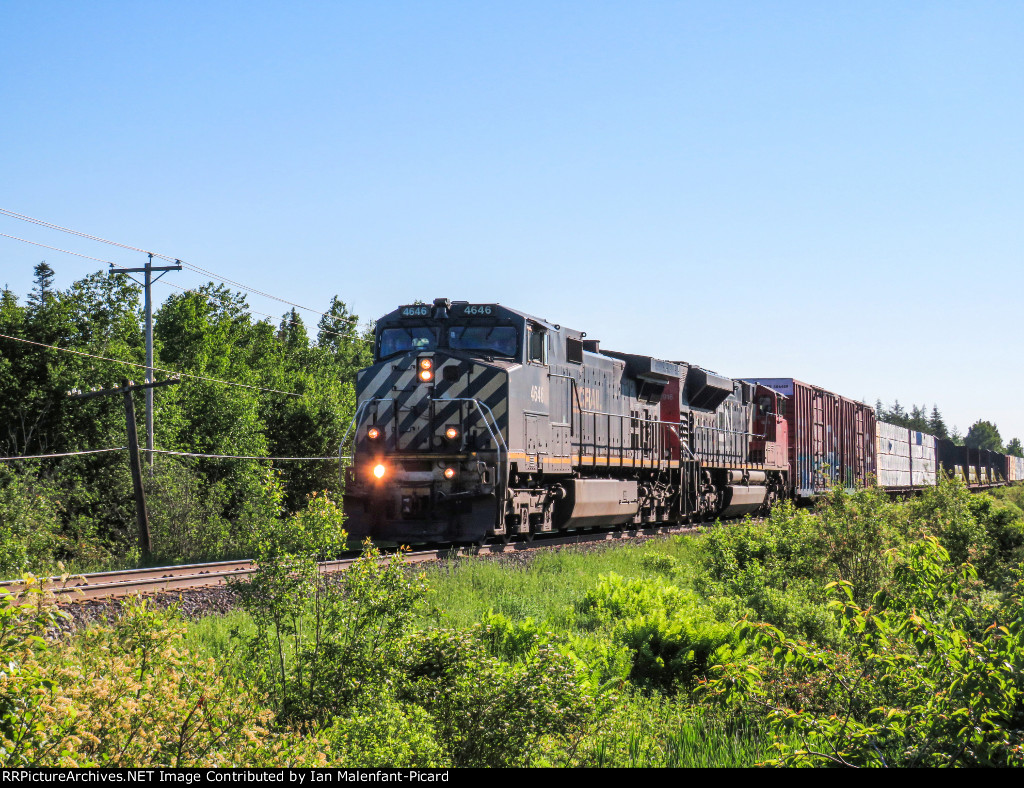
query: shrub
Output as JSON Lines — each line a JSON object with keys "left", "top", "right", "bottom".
{"left": 0, "top": 576, "right": 70, "bottom": 766}
{"left": 811, "top": 483, "right": 909, "bottom": 602}
{"left": 0, "top": 471, "right": 64, "bottom": 577}
{"left": 321, "top": 695, "right": 447, "bottom": 768}
{"left": 706, "top": 537, "right": 1024, "bottom": 767}
{"left": 638, "top": 552, "right": 680, "bottom": 576}
{"left": 235, "top": 491, "right": 425, "bottom": 725}
{"left": 908, "top": 476, "right": 989, "bottom": 569}
{"left": 7, "top": 596, "right": 282, "bottom": 767}
{"left": 145, "top": 458, "right": 234, "bottom": 564}
{"left": 399, "top": 627, "right": 595, "bottom": 767}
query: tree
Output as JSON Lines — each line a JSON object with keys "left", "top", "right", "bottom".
{"left": 27, "top": 262, "right": 55, "bottom": 309}
{"left": 277, "top": 308, "right": 309, "bottom": 353}
{"left": 964, "top": 420, "right": 1003, "bottom": 452}
{"left": 928, "top": 405, "right": 948, "bottom": 440}
{"left": 1007, "top": 438, "right": 1023, "bottom": 458}
{"left": 316, "top": 296, "right": 373, "bottom": 377}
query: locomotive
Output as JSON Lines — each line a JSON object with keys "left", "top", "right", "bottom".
{"left": 343, "top": 298, "right": 791, "bottom": 543}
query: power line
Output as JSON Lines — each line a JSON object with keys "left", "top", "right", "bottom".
{"left": 150, "top": 448, "right": 349, "bottom": 461}
{"left": 0, "top": 229, "right": 369, "bottom": 344}
{"left": 0, "top": 207, "right": 362, "bottom": 330}
{"left": 0, "top": 447, "right": 127, "bottom": 461}
{"left": 0, "top": 232, "right": 121, "bottom": 266}
{"left": 0, "top": 332, "right": 301, "bottom": 397}
{"left": 0, "top": 207, "right": 158, "bottom": 258}
{"left": 153, "top": 278, "right": 367, "bottom": 342}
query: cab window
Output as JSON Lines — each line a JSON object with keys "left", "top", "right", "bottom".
{"left": 378, "top": 326, "right": 438, "bottom": 359}
{"left": 528, "top": 327, "right": 547, "bottom": 365}
{"left": 448, "top": 324, "right": 518, "bottom": 358}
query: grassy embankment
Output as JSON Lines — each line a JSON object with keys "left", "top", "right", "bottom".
{"left": 5, "top": 479, "right": 1024, "bottom": 767}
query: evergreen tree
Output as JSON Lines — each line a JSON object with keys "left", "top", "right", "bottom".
{"left": 928, "top": 405, "right": 948, "bottom": 440}
{"left": 909, "top": 405, "right": 928, "bottom": 432}
{"left": 1007, "top": 438, "right": 1023, "bottom": 458}
{"left": 316, "top": 296, "right": 373, "bottom": 377}
{"left": 277, "top": 308, "right": 309, "bottom": 353}
{"left": 27, "top": 261, "right": 55, "bottom": 309}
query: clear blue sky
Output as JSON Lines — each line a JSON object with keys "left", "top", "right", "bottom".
{"left": 2, "top": 2, "right": 1022, "bottom": 441}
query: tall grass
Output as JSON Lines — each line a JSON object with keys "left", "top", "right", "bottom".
{"left": 418, "top": 536, "right": 703, "bottom": 630}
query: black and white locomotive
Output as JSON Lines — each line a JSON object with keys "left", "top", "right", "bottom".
{"left": 343, "top": 299, "right": 789, "bottom": 544}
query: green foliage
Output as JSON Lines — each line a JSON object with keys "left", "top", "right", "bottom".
{"left": 965, "top": 419, "right": 1004, "bottom": 452}
{"left": 236, "top": 492, "right": 425, "bottom": 725}
{"left": 1008, "top": 437, "right": 1023, "bottom": 458}
{"left": 144, "top": 459, "right": 234, "bottom": 563}
{"left": 638, "top": 552, "right": 680, "bottom": 575}
{"left": 321, "top": 695, "right": 447, "bottom": 767}
{"left": 399, "top": 626, "right": 595, "bottom": 767}
{"left": 696, "top": 485, "right": 927, "bottom": 648}
{"left": 812, "top": 483, "right": 910, "bottom": 602}
{"left": 706, "top": 538, "right": 1024, "bottom": 767}
{"left": 0, "top": 576, "right": 70, "bottom": 766}
{"left": 696, "top": 505, "right": 838, "bottom": 642}
{"left": 571, "top": 694, "right": 778, "bottom": 767}
{"left": 0, "top": 471, "right": 64, "bottom": 577}
{"left": 1, "top": 264, "right": 371, "bottom": 573}
{"left": 908, "top": 476, "right": 990, "bottom": 570}
{"left": 577, "top": 573, "right": 741, "bottom": 692}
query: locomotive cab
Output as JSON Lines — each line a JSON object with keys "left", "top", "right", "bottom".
{"left": 344, "top": 299, "right": 527, "bottom": 543}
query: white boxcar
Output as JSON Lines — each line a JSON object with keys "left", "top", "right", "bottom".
{"left": 877, "top": 422, "right": 937, "bottom": 488}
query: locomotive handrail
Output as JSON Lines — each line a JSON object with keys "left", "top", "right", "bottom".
{"left": 692, "top": 422, "right": 765, "bottom": 439}
{"left": 569, "top": 406, "right": 695, "bottom": 466}
{"left": 340, "top": 398, "right": 394, "bottom": 485}
{"left": 343, "top": 395, "right": 508, "bottom": 489}
{"left": 431, "top": 396, "right": 509, "bottom": 487}
{"left": 341, "top": 397, "right": 395, "bottom": 451}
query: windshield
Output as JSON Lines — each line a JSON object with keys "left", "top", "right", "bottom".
{"left": 448, "top": 324, "right": 518, "bottom": 358}
{"left": 378, "top": 326, "right": 438, "bottom": 359}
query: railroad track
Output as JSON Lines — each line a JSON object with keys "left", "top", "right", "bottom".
{"left": 1, "top": 523, "right": 698, "bottom": 602}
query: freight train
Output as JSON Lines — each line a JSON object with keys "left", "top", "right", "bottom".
{"left": 343, "top": 299, "right": 1022, "bottom": 543}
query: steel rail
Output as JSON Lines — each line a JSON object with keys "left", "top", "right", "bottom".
{"left": 0, "top": 525, "right": 700, "bottom": 602}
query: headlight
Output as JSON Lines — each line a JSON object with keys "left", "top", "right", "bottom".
{"left": 445, "top": 426, "right": 459, "bottom": 440}
{"left": 367, "top": 427, "right": 381, "bottom": 440}
{"left": 444, "top": 467, "right": 456, "bottom": 480}
{"left": 373, "top": 464, "right": 387, "bottom": 479}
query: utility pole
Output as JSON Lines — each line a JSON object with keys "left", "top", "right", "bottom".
{"left": 110, "top": 255, "right": 182, "bottom": 474}
{"left": 69, "top": 378, "right": 180, "bottom": 562}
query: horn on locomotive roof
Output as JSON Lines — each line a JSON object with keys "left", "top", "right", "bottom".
{"left": 432, "top": 297, "right": 451, "bottom": 318}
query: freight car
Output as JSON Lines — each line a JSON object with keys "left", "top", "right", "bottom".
{"left": 343, "top": 299, "right": 1019, "bottom": 544}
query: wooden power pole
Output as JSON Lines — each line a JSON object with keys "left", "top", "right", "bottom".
{"left": 109, "top": 255, "right": 182, "bottom": 474}
{"left": 69, "top": 377, "right": 180, "bottom": 561}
